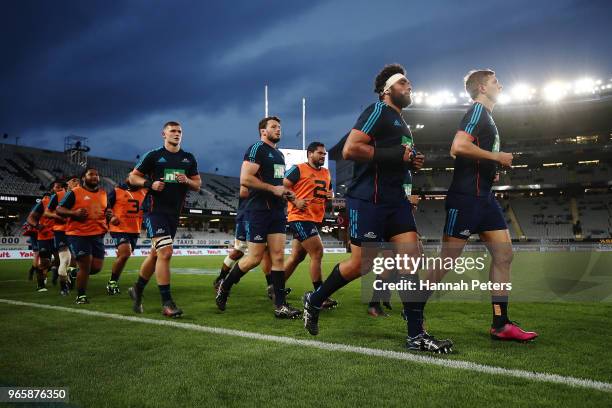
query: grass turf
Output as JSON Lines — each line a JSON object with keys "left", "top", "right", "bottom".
{"left": 1, "top": 253, "right": 611, "bottom": 407}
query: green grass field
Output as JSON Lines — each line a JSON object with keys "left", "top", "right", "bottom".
{"left": 1, "top": 253, "right": 612, "bottom": 407}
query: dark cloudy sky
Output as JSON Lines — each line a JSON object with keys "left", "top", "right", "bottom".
{"left": 2, "top": 0, "right": 611, "bottom": 175}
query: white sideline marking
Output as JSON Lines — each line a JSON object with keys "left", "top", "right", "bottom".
{"left": 1, "top": 298, "right": 611, "bottom": 393}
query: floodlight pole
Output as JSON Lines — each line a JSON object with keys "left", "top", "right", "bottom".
{"left": 302, "top": 97, "right": 306, "bottom": 151}
{"left": 265, "top": 85, "right": 269, "bottom": 117}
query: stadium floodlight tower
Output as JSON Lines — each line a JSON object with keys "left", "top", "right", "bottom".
{"left": 64, "top": 134, "right": 91, "bottom": 167}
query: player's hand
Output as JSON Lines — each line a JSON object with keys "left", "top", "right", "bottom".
{"left": 283, "top": 190, "right": 296, "bottom": 202}
{"left": 412, "top": 152, "right": 425, "bottom": 170}
{"left": 152, "top": 178, "right": 165, "bottom": 191}
{"left": 270, "top": 185, "right": 287, "bottom": 198}
{"left": 402, "top": 146, "right": 415, "bottom": 163}
{"left": 495, "top": 152, "right": 513, "bottom": 168}
{"left": 74, "top": 208, "right": 88, "bottom": 220}
{"left": 295, "top": 199, "right": 308, "bottom": 211}
{"left": 110, "top": 216, "right": 120, "bottom": 226}
{"left": 176, "top": 174, "right": 189, "bottom": 184}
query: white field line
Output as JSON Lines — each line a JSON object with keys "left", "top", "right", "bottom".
{"left": 1, "top": 298, "right": 611, "bottom": 393}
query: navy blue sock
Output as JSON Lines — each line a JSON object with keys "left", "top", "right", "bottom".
{"left": 222, "top": 263, "right": 245, "bottom": 291}
{"left": 265, "top": 273, "right": 272, "bottom": 286}
{"left": 158, "top": 284, "right": 172, "bottom": 304}
{"left": 492, "top": 295, "right": 509, "bottom": 328}
{"left": 77, "top": 288, "right": 86, "bottom": 297}
{"left": 312, "top": 280, "right": 322, "bottom": 290}
{"left": 309, "top": 264, "right": 349, "bottom": 308}
{"left": 135, "top": 275, "right": 149, "bottom": 293}
{"left": 270, "top": 270, "right": 286, "bottom": 307}
{"left": 397, "top": 275, "right": 426, "bottom": 337}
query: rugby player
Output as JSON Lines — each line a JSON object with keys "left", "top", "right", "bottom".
{"left": 48, "top": 175, "right": 81, "bottom": 294}
{"left": 26, "top": 186, "right": 61, "bottom": 292}
{"left": 127, "top": 121, "right": 201, "bottom": 318}
{"left": 302, "top": 64, "right": 453, "bottom": 353}
{"left": 283, "top": 141, "right": 337, "bottom": 309}
{"left": 56, "top": 167, "right": 110, "bottom": 304}
{"left": 215, "top": 116, "right": 301, "bottom": 319}
{"left": 106, "top": 180, "right": 147, "bottom": 295}
{"left": 424, "top": 69, "right": 538, "bottom": 342}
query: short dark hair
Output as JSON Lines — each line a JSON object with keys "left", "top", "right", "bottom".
{"left": 258, "top": 116, "right": 281, "bottom": 132}
{"left": 67, "top": 175, "right": 80, "bottom": 182}
{"left": 464, "top": 69, "right": 495, "bottom": 100}
{"left": 80, "top": 167, "right": 98, "bottom": 179}
{"left": 374, "top": 64, "right": 406, "bottom": 96}
{"left": 50, "top": 179, "right": 66, "bottom": 190}
{"left": 163, "top": 121, "right": 181, "bottom": 129}
{"left": 307, "top": 142, "right": 325, "bottom": 154}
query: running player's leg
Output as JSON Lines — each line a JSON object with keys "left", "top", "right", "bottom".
{"left": 480, "top": 228, "right": 537, "bottom": 341}
{"left": 36, "top": 241, "right": 52, "bottom": 291}
{"left": 283, "top": 238, "right": 306, "bottom": 282}
{"left": 305, "top": 198, "right": 378, "bottom": 322}
{"left": 107, "top": 238, "right": 131, "bottom": 295}
{"left": 214, "top": 245, "right": 245, "bottom": 290}
{"left": 50, "top": 249, "right": 60, "bottom": 286}
{"left": 267, "top": 232, "right": 299, "bottom": 317}
{"left": 215, "top": 216, "right": 248, "bottom": 288}
{"left": 216, "top": 241, "right": 266, "bottom": 311}
{"left": 74, "top": 253, "right": 92, "bottom": 303}
{"left": 55, "top": 231, "right": 71, "bottom": 295}
{"left": 129, "top": 247, "right": 156, "bottom": 314}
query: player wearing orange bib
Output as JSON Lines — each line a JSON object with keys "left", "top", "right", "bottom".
{"left": 57, "top": 168, "right": 112, "bottom": 304}
{"left": 27, "top": 181, "right": 65, "bottom": 291}
{"left": 283, "top": 142, "right": 336, "bottom": 309}
{"left": 106, "top": 182, "right": 147, "bottom": 295}
{"left": 47, "top": 177, "right": 80, "bottom": 295}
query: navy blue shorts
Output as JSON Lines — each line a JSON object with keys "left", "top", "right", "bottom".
{"left": 244, "top": 209, "right": 286, "bottom": 244}
{"left": 346, "top": 197, "right": 417, "bottom": 246}
{"left": 289, "top": 221, "right": 320, "bottom": 242}
{"left": 67, "top": 234, "right": 106, "bottom": 259}
{"left": 444, "top": 192, "right": 507, "bottom": 239}
{"left": 38, "top": 239, "right": 55, "bottom": 258}
{"left": 54, "top": 230, "right": 69, "bottom": 250}
{"left": 110, "top": 232, "right": 139, "bottom": 251}
{"left": 28, "top": 236, "right": 39, "bottom": 252}
{"left": 143, "top": 212, "right": 178, "bottom": 239}
{"left": 235, "top": 212, "right": 246, "bottom": 242}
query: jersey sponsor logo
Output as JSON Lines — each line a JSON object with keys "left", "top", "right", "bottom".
{"left": 268, "top": 153, "right": 274, "bottom": 158}
{"left": 181, "top": 158, "right": 190, "bottom": 163}
{"left": 273, "top": 164, "right": 285, "bottom": 179}
{"left": 394, "top": 119, "right": 402, "bottom": 127}
{"left": 163, "top": 168, "right": 186, "bottom": 183}
{"left": 459, "top": 229, "right": 471, "bottom": 236}
{"left": 84, "top": 196, "right": 91, "bottom": 200}
{"left": 158, "top": 157, "right": 167, "bottom": 163}
{"left": 363, "top": 231, "right": 377, "bottom": 239}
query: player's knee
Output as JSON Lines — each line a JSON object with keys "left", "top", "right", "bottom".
{"left": 309, "top": 247, "right": 323, "bottom": 261}
{"left": 344, "top": 257, "right": 362, "bottom": 275}
{"left": 492, "top": 249, "right": 513, "bottom": 267}
{"left": 152, "top": 236, "right": 173, "bottom": 260}
{"left": 157, "top": 247, "right": 173, "bottom": 261}
{"left": 89, "top": 267, "right": 102, "bottom": 275}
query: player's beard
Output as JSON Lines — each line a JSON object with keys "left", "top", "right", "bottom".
{"left": 267, "top": 133, "right": 280, "bottom": 144}
{"left": 391, "top": 91, "right": 411, "bottom": 109}
{"left": 84, "top": 180, "right": 98, "bottom": 190}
